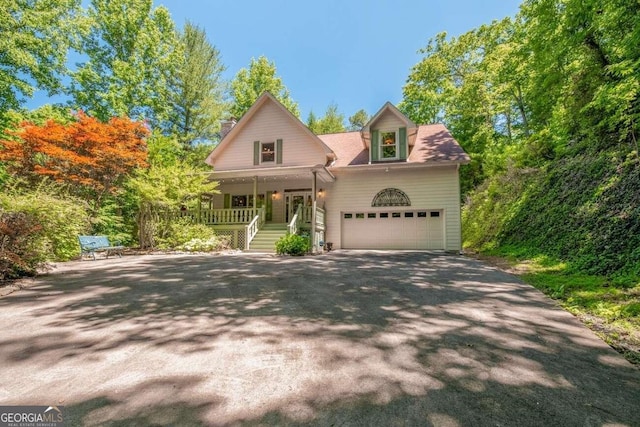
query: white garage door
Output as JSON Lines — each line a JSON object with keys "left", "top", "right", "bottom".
{"left": 341, "top": 210, "right": 444, "bottom": 250}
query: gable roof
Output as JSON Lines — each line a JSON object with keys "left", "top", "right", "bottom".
{"left": 363, "top": 101, "right": 416, "bottom": 132}
{"left": 318, "top": 124, "right": 469, "bottom": 167}
{"left": 205, "top": 91, "right": 335, "bottom": 166}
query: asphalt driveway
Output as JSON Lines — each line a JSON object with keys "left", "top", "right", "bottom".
{"left": 0, "top": 251, "right": 638, "bottom": 426}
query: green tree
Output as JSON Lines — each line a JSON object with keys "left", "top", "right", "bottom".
{"left": 69, "top": 0, "right": 179, "bottom": 124}
{"left": 519, "top": 0, "right": 640, "bottom": 148}
{"left": 312, "top": 103, "right": 346, "bottom": 134}
{"left": 400, "top": 27, "right": 504, "bottom": 190}
{"left": 306, "top": 110, "right": 318, "bottom": 133}
{"left": 348, "top": 109, "right": 369, "bottom": 131}
{"left": 230, "top": 56, "right": 299, "bottom": 118}
{"left": 126, "top": 162, "right": 218, "bottom": 248}
{"left": 0, "top": 0, "right": 82, "bottom": 124}
{"left": 167, "top": 22, "right": 227, "bottom": 147}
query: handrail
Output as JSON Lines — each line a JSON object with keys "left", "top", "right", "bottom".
{"left": 245, "top": 214, "right": 260, "bottom": 250}
{"left": 288, "top": 204, "right": 302, "bottom": 235}
{"left": 244, "top": 206, "right": 266, "bottom": 250}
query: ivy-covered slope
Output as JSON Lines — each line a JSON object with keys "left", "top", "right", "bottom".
{"left": 463, "top": 145, "right": 640, "bottom": 277}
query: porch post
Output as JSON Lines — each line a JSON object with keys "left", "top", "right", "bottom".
{"left": 311, "top": 170, "right": 317, "bottom": 253}
{"left": 252, "top": 176, "right": 258, "bottom": 210}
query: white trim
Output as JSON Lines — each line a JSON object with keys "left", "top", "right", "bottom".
{"left": 212, "top": 165, "right": 336, "bottom": 183}
{"left": 260, "top": 141, "right": 276, "bottom": 164}
{"left": 378, "top": 129, "right": 399, "bottom": 161}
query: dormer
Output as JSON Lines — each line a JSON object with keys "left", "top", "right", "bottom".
{"left": 361, "top": 102, "right": 417, "bottom": 163}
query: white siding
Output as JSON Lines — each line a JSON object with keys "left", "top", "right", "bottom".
{"left": 324, "top": 166, "right": 462, "bottom": 251}
{"left": 370, "top": 110, "right": 405, "bottom": 131}
{"left": 213, "top": 102, "right": 327, "bottom": 170}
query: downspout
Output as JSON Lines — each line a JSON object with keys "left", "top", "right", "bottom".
{"left": 311, "top": 170, "right": 317, "bottom": 253}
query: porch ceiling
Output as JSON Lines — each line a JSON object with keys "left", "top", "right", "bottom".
{"left": 211, "top": 165, "right": 336, "bottom": 183}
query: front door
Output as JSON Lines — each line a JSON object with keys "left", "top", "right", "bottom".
{"left": 285, "top": 192, "right": 312, "bottom": 223}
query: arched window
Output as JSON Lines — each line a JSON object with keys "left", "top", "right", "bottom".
{"left": 371, "top": 188, "right": 411, "bottom": 207}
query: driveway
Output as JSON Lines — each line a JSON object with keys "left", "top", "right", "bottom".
{"left": 0, "top": 251, "right": 638, "bottom": 426}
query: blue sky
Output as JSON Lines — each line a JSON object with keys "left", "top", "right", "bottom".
{"left": 28, "top": 0, "right": 522, "bottom": 122}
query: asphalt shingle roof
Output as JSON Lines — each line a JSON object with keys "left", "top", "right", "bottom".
{"left": 317, "top": 124, "right": 469, "bottom": 167}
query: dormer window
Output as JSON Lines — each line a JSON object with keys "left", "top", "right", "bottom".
{"left": 380, "top": 131, "right": 398, "bottom": 160}
{"left": 261, "top": 142, "right": 275, "bottom": 163}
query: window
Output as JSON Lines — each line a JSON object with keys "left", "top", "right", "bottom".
{"left": 261, "top": 142, "right": 275, "bottom": 163}
{"left": 380, "top": 213, "right": 389, "bottom": 218}
{"left": 232, "top": 194, "right": 265, "bottom": 208}
{"left": 356, "top": 213, "right": 365, "bottom": 219}
{"left": 367, "top": 213, "right": 376, "bottom": 218}
{"left": 344, "top": 213, "right": 353, "bottom": 219}
{"left": 404, "top": 212, "right": 414, "bottom": 218}
{"left": 371, "top": 188, "right": 411, "bottom": 207}
{"left": 430, "top": 211, "right": 440, "bottom": 217}
{"left": 417, "top": 211, "right": 427, "bottom": 217}
{"left": 392, "top": 212, "right": 401, "bottom": 218}
{"left": 380, "top": 131, "right": 397, "bottom": 159}
{"left": 232, "top": 195, "right": 247, "bottom": 208}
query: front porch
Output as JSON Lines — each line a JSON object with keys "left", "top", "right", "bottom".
{"left": 191, "top": 165, "right": 334, "bottom": 251}
{"left": 177, "top": 204, "right": 326, "bottom": 251}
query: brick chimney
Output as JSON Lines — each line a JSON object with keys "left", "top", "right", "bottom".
{"left": 220, "top": 118, "right": 237, "bottom": 140}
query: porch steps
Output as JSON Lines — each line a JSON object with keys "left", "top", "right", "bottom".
{"left": 248, "top": 223, "right": 288, "bottom": 252}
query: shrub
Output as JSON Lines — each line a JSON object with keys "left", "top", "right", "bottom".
{"left": 156, "top": 219, "right": 219, "bottom": 250}
{"left": 0, "top": 182, "right": 91, "bottom": 262}
{"left": 0, "top": 211, "right": 43, "bottom": 280}
{"left": 178, "top": 236, "right": 230, "bottom": 252}
{"left": 275, "top": 233, "right": 310, "bottom": 256}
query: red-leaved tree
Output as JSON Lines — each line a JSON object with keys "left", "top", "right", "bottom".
{"left": 0, "top": 112, "right": 149, "bottom": 206}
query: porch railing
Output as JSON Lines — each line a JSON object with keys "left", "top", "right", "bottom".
{"left": 245, "top": 206, "right": 266, "bottom": 249}
{"left": 301, "top": 206, "right": 312, "bottom": 223}
{"left": 288, "top": 204, "right": 303, "bottom": 235}
{"left": 199, "top": 207, "right": 261, "bottom": 224}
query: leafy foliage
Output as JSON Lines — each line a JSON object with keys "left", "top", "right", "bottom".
{"left": 307, "top": 103, "right": 346, "bottom": 134}
{"left": 230, "top": 56, "right": 299, "bottom": 119}
{"left": 464, "top": 152, "right": 640, "bottom": 277}
{"left": 403, "top": 0, "right": 640, "bottom": 282}
{"left": 178, "top": 236, "right": 230, "bottom": 253}
{"left": 348, "top": 109, "right": 369, "bottom": 131}
{"left": 0, "top": 112, "right": 149, "bottom": 207}
{"left": 126, "top": 160, "right": 218, "bottom": 249}
{"left": 69, "top": 0, "right": 179, "bottom": 124}
{"left": 0, "top": 211, "right": 42, "bottom": 280}
{"left": 275, "top": 233, "right": 310, "bottom": 256}
{"left": 0, "top": 0, "right": 82, "bottom": 119}
{"left": 0, "top": 181, "right": 91, "bottom": 263}
{"left": 166, "top": 22, "right": 227, "bottom": 147}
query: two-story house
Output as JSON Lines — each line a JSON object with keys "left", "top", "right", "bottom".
{"left": 202, "top": 91, "right": 470, "bottom": 252}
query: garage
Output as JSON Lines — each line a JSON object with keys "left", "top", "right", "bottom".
{"left": 341, "top": 210, "right": 444, "bottom": 250}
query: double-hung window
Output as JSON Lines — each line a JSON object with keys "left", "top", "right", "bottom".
{"left": 380, "top": 131, "right": 398, "bottom": 160}
{"left": 261, "top": 142, "right": 275, "bottom": 163}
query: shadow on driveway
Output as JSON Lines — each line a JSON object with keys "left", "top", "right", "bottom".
{"left": 0, "top": 251, "right": 638, "bottom": 426}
